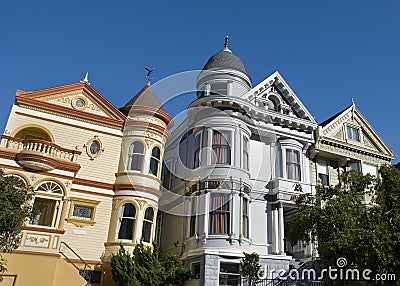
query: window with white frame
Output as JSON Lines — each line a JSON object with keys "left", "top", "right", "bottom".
{"left": 142, "top": 207, "right": 154, "bottom": 243}
{"left": 362, "top": 163, "right": 377, "bottom": 177}
{"left": 209, "top": 193, "right": 230, "bottom": 234}
{"left": 127, "top": 141, "right": 144, "bottom": 171}
{"left": 347, "top": 126, "right": 360, "bottom": 142}
{"left": 149, "top": 146, "right": 161, "bottom": 176}
{"left": 243, "top": 136, "right": 249, "bottom": 170}
{"left": 118, "top": 203, "right": 136, "bottom": 240}
{"left": 211, "top": 130, "right": 231, "bottom": 165}
{"left": 317, "top": 159, "right": 329, "bottom": 186}
{"left": 286, "top": 149, "right": 301, "bottom": 181}
{"left": 30, "top": 181, "right": 64, "bottom": 228}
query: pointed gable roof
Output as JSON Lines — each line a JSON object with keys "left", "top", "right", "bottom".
{"left": 15, "top": 82, "right": 126, "bottom": 128}
{"left": 318, "top": 103, "right": 395, "bottom": 161}
{"left": 244, "top": 71, "right": 317, "bottom": 124}
{"left": 119, "top": 82, "right": 173, "bottom": 127}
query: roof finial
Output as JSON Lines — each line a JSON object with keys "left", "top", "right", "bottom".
{"left": 80, "top": 72, "right": 90, "bottom": 85}
{"left": 351, "top": 97, "right": 355, "bottom": 105}
{"left": 224, "top": 35, "right": 229, "bottom": 48}
{"left": 145, "top": 67, "right": 154, "bottom": 84}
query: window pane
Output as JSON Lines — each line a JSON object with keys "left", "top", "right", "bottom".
{"left": 286, "top": 149, "right": 301, "bottom": 181}
{"left": 212, "top": 130, "right": 231, "bottom": 165}
{"left": 122, "top": 203, "right": 136, "bottom": 217}
{"left": 242, "top": 198, "right": 249, "bottom": 238}
{"left": 72, "top": 205, "right": 93, "bottom": 220}
{"left": 210, "top": 82, "right": 227, "bottom": 96}
{"left": 209, "top": 194, "right": 230, "bottom": 234}
{"left": 31, "top": 198, "right": 56, "bottom": 227}
{"left": 151, "top": 147, "right": 160, "bottom": 159}
{"left": 144, "top": 208, "right": 154, "bottom": 221}
{"left": 118, "top": 218, "right": 134, "bottom": 240}
{"left": 243, "top": 136, "right": 249, "bottom": 170}
{"left": 118, "top": 203, "right": 136, "bottom": 240}
{"left": 347, "top": 127, "right": 360, "bottom": 141}
{"left": 127, "top": 142, "right": 144, "bottom": 171}
{"left": 142, "top": 221, "right": 152, "bottom": 243}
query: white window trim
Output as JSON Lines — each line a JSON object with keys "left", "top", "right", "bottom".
{"left": 279, "top": 139, "right": 304, "bottom": 182}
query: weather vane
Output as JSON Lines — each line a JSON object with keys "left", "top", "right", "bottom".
{"left": 145, "top": 67, "right": 154, "bottom": 82}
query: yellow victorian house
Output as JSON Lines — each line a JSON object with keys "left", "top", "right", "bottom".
{"left": 0, "top": 77, "right": 172, "bottom": 286}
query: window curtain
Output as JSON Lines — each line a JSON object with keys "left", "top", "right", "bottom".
{"left": 243, "top": 136, "right": 249, "bottom": 170}
{"left": 212, "top": 130, "right": 231, "bottom": 165}
{"left": 286, "top": 149, "right": 301, "bottom": 181}
{"left": 209, "top": 194, "right": 230, "bottom": 234}
{"left": 242, "top": 198, "right": 249, "bottom": 238}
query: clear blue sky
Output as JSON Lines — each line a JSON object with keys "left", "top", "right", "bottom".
{"left": 0, "top": 1, "right": 399, "bottom": 162}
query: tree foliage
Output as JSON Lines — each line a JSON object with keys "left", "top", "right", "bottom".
{"left": 0, "top": 170, "right": 33, "bottom": 276}
{"left": 287, "top": 165, "right": 400, "bottom": 282}
{"left": 111, "top": 243, "right": 190, "bottom": 286}
{"left": 240, "top": 252, "right": 262, "bottom": 285}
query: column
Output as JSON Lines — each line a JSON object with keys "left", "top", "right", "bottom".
{"left": 272, "top": 204, "right": 279, "bottom": 254}
{"left": 278, "top": 203, "right": 285, "bottom": 254}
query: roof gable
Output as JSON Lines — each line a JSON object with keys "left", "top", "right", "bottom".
{"left": 320, "top": 104, "right": 395, "bottom": 159}
{"left": 15, "top": 82, "right": 126, "bottom": 128}
{"left": 243, "top": 71, "right": 317, "bottom": 123}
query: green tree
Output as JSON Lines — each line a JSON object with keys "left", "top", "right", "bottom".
{"left": 240, "top": 252, "right": 262, "bottom": 286}
{"left": 0, "top": 170, "right": 33, "bottom": 277}
{"left": 287, "top": 166, "right": 400, "bottom": 284}
{"left": 111, "top": 243, "right": 190, "bottom": 286}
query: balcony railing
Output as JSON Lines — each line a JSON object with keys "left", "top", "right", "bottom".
{"left": 1, "top": 135, "right": 81, "bottom": 172}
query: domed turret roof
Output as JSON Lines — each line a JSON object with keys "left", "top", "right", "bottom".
{"left": 202, "top": 36, "right": 249, "bottom": 76}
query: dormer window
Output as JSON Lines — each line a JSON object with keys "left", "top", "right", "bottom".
{"left": 347, "top": 126, "right": 360, "bottom": 141}
{"left": 210, "top": 82, "right": 227, "bottom": 96}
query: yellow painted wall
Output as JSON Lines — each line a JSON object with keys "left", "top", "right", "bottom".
{"left": 0, "top": 253, "right": 85, "bottom": 286}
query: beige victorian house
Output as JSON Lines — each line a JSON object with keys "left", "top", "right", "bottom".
{"left": 0, "top": 78, "right": 172, "bottom": 286}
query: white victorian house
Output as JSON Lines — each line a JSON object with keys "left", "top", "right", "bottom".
{"left": 159, "top": 39, "right": 319, "bottom": 286}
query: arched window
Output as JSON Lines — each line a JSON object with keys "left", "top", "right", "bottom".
{"left": 267, "top": 98, "right": 277, "bottom": 111}
{"left": 142, "top": 207, "right": 154, "bottom": 243}
{"left": 118, "top": 203, "right": 136, "bottom": 240}
{"left": 149, "top": 147, "right": 161, "bottom": 176}
{"left": 211, "top": 130, "right": 231, "bottom": 165}
{"left": 127, "top": 142, "right": 144, "bottom": 171}
{"left": 31, "top": 181, "right": 63, "bottom": 227}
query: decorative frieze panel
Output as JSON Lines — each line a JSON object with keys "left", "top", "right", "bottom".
{"left": 24, "top": 233, "right": 51, "bottom": 248}
{"left": 319, "top": 143, "right": 389, "bottom": 164}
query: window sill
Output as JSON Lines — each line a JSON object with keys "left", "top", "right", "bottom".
{"left": 66, "top": 217, "right": 96, "bottom": 227}
{"left": 24, "top": 225, "right": 65, "bottom": 234}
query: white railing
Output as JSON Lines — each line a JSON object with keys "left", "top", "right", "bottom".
{"left": 1, "top": 135, "right": 81, "bottom": 162}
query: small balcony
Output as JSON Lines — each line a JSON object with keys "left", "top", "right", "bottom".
{"left": 1, "top": 135, "right": 81, "bottom": 172}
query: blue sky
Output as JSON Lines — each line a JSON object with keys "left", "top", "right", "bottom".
{"left": 0, "top": 1, "right": 399, "bottom": 162}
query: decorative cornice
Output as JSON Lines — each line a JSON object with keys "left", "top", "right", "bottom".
{"left": 23, "top": 225, "right": 65, "bottom": 234}
{"left": 113, "top": 183, "right": 162, "bottom": 198}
